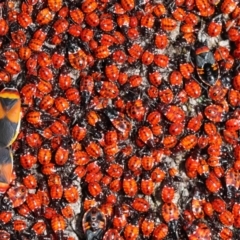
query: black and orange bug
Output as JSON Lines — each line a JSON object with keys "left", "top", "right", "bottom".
{"left": 0, "top": 88, "right": 21, "bottom": 147}
{"left": 195, "top": 45, "right": 219, "bottom": 86}
{"left": 82, "top": 207, "right": 106, "bottom": 239}
{"left": 0, "top": 148, "right": 13, "bottom": 193}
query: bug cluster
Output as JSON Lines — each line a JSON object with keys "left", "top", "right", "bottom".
{"left": 0, "top": 0, "right": 239, "bottom": 239}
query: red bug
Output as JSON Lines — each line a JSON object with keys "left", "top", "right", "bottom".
{"left": 0, "top": 19, "right": 9, "bottom": 36}
{"left": 23, "top": 174, "right": 37, "bottom": 189}
{"left": 53, "top": 18, "right": 69, "bottom": 34}
{"left": 161, "top": 181, "right": 175, "bottom": 203}
{"left": 219, "top": 210, "right": 234, "bottom": 226}
{"left": 123, "top": 172, "right": 138, "bottom": 197}
{"left": 203, "top": 202, "right": 213, "bottom": 218}
{"left": 179, "top": 62, "right": 194, "bottom": 79}
{"left": 219, "top": 227, "right": 233, "bottom": 240}
{"left": 186, "top": 113, "right": 203, "bottom": 132}
{"left": 7, "top": 185, "right": 28, "bottom": 208}
{"left": 85, "top": 12, "right": 99, "bottom": 27}
{"left": 20, "top": 151, "right": 37, "bottom": 169}
{"left": 140, "top": 173, "right": 154, "bottom": 195}
{"left": 124, "top": 223, "right": 139, "bottom": 240}
{"left": 160, "top": 105, "right": 186, "bottom": 123}
{"left": 132, "top": 197, "right": 150, "bottom": 212}
{"left": 169, "top": 70, "right": 183, "bottom": 90}
{"left": 121, "top": 0, "right": 135, "bottom": 11}
{"left": 163, "top": 135, "right": 178, "bottom": 149}
{"left": 48, "top": 0, "right": 63, "bottom": 12}
{"left": 208, "top": 81, "right": 228, "bottom": 102}
{"left": 26, "top": 193, "right": 42, "bottom": 214}
{"left": 207, "top": 16, "right": 222, "bottom": 37}
{"left": 61, "top": 204, "right": 74, "bottom": 219}
{"left": 152, "top": 223, "right": 169, "bottom": 240}
{"left": 127, "top": 43, "right": 143, "bottom": 59}
{"left": 154, "top": 54, "right": 169, "bottom": 68}
{"left": 206, "top": 172, "right": 222, "bottom": 193}
{"left": 95, "top": 81, "right": 119, "bottom": 99}
{"left": 153, "top": 3, "right": 166, "bottom": 17}
{"left": 88, "top": 182, "right": 102, "bottom": 197}
{"left": 68, "top": 43, "right": 88, "bottom": 70}
{"left": 184, "top": 79, "right": 202, "bottom": 98}
{"left": 128, "top": 155, "right": 142, "bottom": 173}
{"left": 204, "top": 104, "right": 225, "bottom": 122}
{"left": 141, "top": 213, "right": 155, "bottom": 237}
{"left": 172, "top": 6, "right": 186, "bottom": 21}
{"left": 0, "top": 211, "right": 12, "bottom": 225}
{"left": 103, "top": 229, "right": 122, "bottom": 240}
{"left": 31, "top": 221, "right": 47, "bottom": 236}
{"left": 141, "top": 50, "right": 154, "bottom": 65}
{"left": 36, "top": 8, "right": 54, "bottom": 25}
{"left": 64, "top": 185, "right": 79, "bottom": 203}
{"left": 138, "top": 126, "right": 155, "bottom": 148}
{"left": 13, "top": 219, "right": 27, "bottom": 232}
{"left": 169, "top": 122, "right": 184, "bottom": 136}
{"left": 161, "top": 18, "right": 177, "bottom": 31}
{"left": 17, "top": 12, "right": 32, "bottom": 28}
{"left": 161, "top": 202, "right": 180, "bottom": 223}
{"left": 105, "top": 64, "right": 120, "bottom": 81}
{"left": 155, "top": 31, "right": 168, "bottom": 50}
{"left": 113, "top": 207, "right": 127, "bottom": 230}
{"left": 221, "top": 0, "right": 238, "bottom": 14}
{"left": 51, "top": 214, "right": 66, "bottom": 237}
{"left": 95, "top": 45, "right": 111, "bottom": 59}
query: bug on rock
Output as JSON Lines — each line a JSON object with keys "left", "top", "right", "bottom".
{"left": 195, "top": 45, "right": 220, "bottom": 86}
